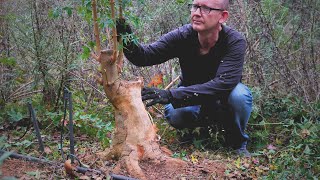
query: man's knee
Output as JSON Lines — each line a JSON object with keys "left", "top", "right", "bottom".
{"left": 167, "top": 115, "right": 185, "bottom": 129}
{"left": 164, "top": 104, "right": 185, "bottom": 129}
{"left": 228, "top": 83, "right": 252, "bottom": 107}
{"left": 164, "top": 104, "right": 200, "bottom": 129}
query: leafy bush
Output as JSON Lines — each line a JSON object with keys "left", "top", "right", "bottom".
{"left": 247, "top": 87, "right": 319, "bottom": 178}
{"left": 266, "top": 120, "right": 319, "bottom": 178}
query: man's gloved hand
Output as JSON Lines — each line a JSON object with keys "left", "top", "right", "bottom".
{"left": 116, "top": 18, "right": 132, "bottom": 40}
{"left": 142, "top": 87, "right": 173, "bottom": 107}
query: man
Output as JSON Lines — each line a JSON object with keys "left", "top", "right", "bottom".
{"left": 116, "top": 0, "right": 253, "bottom": 156}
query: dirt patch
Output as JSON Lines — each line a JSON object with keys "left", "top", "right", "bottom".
{"left": 1, "top": 158, "right": 59, "bottom": 179}
{"left": 139, "top": 159, "right": 226, "bottom": 179}
{"left": 1, "top": 156, "right": 227, "bottom": 179}
{"left": 100, "top": 157, "right": 227, "bottom": 179}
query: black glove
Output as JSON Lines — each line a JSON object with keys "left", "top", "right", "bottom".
{"left": 142, "top": 87, "right": 173, "bottom": 107}
{"left": 116, "top": 18, "right": 132, "bottom": 41}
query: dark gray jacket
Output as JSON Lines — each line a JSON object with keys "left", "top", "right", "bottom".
{"left": 124, "top": 24, "right": 246, "bottom": 108}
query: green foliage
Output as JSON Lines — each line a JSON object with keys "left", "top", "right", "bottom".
{"left": 263, "top": 120, "right": 319, "bottom": 178}
{"left": 25, "top": 171, "right": 41, "bottom": 179}
{"left": 70, "top": 90, "right": 115, "bottom": 148}
{"left": 0, "top": 136, "right": 11, "bottom": 150}
{"left": 45, "top": 111, "right": 63, "bottom": 127}
{"left": 1, "top": 102, "right": 28, "bottom": 124}
{"left": 172, "top": 149, "right": 188, "bottom": 161}
{"left": 247, "top": 87, "right": 319, "bottom": 178}
{"left": 0, "top": 151, "right": 12, "bottom": 165}
{"left": 0, "top": 135, "right": 33, "bottom": 150}
{"left": 0, "top": 57, "right": 17, "bottom": 67}
{"left": 74, "top": 111, "right": 114, "bottom": 144}
{"left": 6, "top": 108, "right": 24, "bottom": 123}
{"left": 81, "top": 45, "right": 91, "bottom": 60}
{"left": 13, "top": 140, "right": 33, "bottom": 148}
{"left": 77, "top": 0, "right": 94, "bottom": 23}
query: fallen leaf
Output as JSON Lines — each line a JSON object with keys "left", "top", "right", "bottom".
{"left": 61, "top": 118, "right": 68, "bottom": 126}
{"left": 25, "top": 170, "right": 41, "bottom": 179}
{"left": 191, "top": 155, "right": 198, "bottom": 164}
{"left": 275, "top": 138, "right": 282, "bottom": 145}
{"left": 243, "top": 163, "right": 250, "bottom": 169}
{"left": 44, "top": 146, "right": 52, "bottom": 154}
{"left": 252, "top": 158, "right": 259, "bottom": 165}
{"left": 148, "top": 73, "right": 163, "bottom": 87}
{"left": 301, "top": 129, "right": 310, "bottom": 139}
{"left": 79, "top": 175, "right": 90, "bottom": 180}
{"left": 267, "top": 144, "right": 277, "bottom": 150}
{"left": 234, "top": 157, "right": 241, "bottom": 168}
{"left": 269, "top": 164, "right": 277, "bottom": 170}
{"left": 64, "top": 159, "right": 75, "bottom": 176}
{"left": 260, "top": 165, "right": 270, "bottom": 171}
{"left": 255, "top": 166, "right": 262, "bottom": 173}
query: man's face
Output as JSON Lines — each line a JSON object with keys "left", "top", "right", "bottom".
{"left": 190, "top": 0, "right": 227, "bottom": 33}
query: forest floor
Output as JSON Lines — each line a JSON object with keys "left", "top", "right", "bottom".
{"left": 0, "top": 120, "right": 272, "bottom": 179}
{"left": 1, "top": 155, "right": 228, "bottom": 179}
{"left": 1, "top": 148, "right": 251, "bottom": 179}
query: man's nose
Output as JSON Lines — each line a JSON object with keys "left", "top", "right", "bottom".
{"left": 193, "top": 7, "right": 201, "bottom": 15}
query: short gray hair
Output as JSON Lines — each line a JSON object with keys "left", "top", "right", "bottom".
{"left": 221, "top": 0, "right": 229, "bottom": 10}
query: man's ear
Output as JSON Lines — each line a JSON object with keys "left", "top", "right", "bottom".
{"left": 219, "top": 11, "right": 229, "bottom": 24}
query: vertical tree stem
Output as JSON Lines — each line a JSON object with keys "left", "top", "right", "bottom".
{"left": 110, "top": 0, "right": 118, "bottom": 63}
{"left": 117, "top": 0, "right": 124, "bottom": 73}
{"left": 119, "top": 0, "right": 123, "bottom": 19}
{"left": 92, "top": 0, "right": 108, "bottom": 84}
{"left": 92, "top": 0, "right": 101, "bottom": 54}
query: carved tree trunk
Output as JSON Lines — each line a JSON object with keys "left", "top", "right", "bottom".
{"left": 97, "top": 50, "right": 186, "bottom": 180}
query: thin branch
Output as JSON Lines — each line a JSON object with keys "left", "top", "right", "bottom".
{"left": 7, "top": 81, "right": 34, "bottom": 99}
{"left": 91, "top": 0, "right": 101, "bottom": 54}
{"left": 8, "top": 90, "right": 42, "bottom": 101}
{"left": 164, "top": 75, "right": 180, "bottom": 90}
{"left": 41, "top": 59, "right": 107, "bottom": 98}
{"left": 117, "top": 0, "right": 124, "bottom": 73}
{"left": 110, "top": 0, "right": 118, "bottom": 63}
{"left": 119, "top": 0, "right": 123, "bottom": 19}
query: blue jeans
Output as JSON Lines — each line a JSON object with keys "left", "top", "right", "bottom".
{"left": 164, "top": 83, "right": 253, "bottom": 149}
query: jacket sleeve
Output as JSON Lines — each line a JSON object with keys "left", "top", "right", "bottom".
{"left": 169, "top": 38, "right": 246, "bottom": 108}
{"left": 123, "top": 27, "right": 187, "bottom": 67}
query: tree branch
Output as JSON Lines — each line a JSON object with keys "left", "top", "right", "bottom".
{"left": 91, "top": 0, "right": 101, "bottom": 55}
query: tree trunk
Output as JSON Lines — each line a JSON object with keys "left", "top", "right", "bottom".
{"left": 97, "top": 50, "right": 186, "bottom": 180}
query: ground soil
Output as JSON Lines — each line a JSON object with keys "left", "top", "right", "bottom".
{"left": 1, "top": 156, "right": 228, "bottom": 179}
{"left": 1, "top": 158, "right": 60, "bottom": 179}
{"left": 139, "top": 159, "right": 226, "bottom": 179}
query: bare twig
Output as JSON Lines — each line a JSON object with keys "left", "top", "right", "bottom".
{"left": 8, "top": 90, "right": 42, "bottom": 101}
{"left": 110, "top": 0, "right": 118, "bottom": 63}
{"left": 91, "top": 0, "right": 101, "bottom": 55}
{"left": 164, "top": 75, "right": 180, "bottom": 90}
{"left": 8, "top": 81, "right": 34, "bottom": 98}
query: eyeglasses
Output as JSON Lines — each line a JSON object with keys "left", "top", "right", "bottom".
{"left": 188, "top": 4, "right": 224, "bottom": 15}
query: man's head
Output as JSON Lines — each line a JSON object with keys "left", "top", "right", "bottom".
{"left": 189, "top": 0, "right": 229, "bottom": 33}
